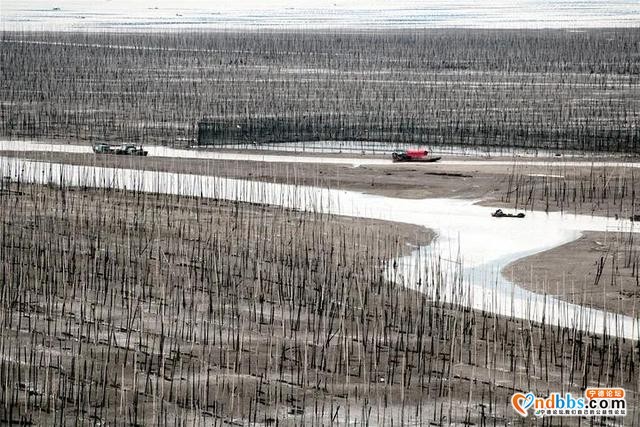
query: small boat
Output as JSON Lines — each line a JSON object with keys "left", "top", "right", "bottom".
{"left": 93, "top": 143, "right": 148, "bottom": 156}
{"left": 491, "top": 209, "right": 525, "bottom": 218}
{"left": 392, "top": 150, "right": 441, "bottom": 163}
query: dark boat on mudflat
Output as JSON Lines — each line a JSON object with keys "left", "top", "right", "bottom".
{"left": 491, "top": 209, "right": 525, "bottom": 218}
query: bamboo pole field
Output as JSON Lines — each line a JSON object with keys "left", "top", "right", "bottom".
{"left": 0, "top": 172, "right": 638, "bottom": 425}
{"left": 1, "top": 24, "right": 640, "bottom": 426}
{"left": 501, "top": 163, "right": 640, "bottom": 218}
{"left": 1, "top": 29, "right": 638, "bottom": 152}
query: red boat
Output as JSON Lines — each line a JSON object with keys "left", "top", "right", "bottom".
{"left": 392, "top": 149, "right": 441, "bottom": 163}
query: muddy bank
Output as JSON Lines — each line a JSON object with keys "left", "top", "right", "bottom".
{"left": 0, "top": 150, "right": 502, "bottom": 200}
{"left": 2, "top": 182, "right": 637, "bottom": 425}
{"left": 3, "top": 150, "right": 639, "bottom": 219}
{"left": 0, "top": 182, "right": 436, "bottom": 425}
{"left": 504, "top": 231, "right": 640, "bottom": 318}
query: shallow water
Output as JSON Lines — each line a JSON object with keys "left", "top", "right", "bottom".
{"left": 1, "top": 156, "right": 638, "bottom": 340}
{"left": 2, "top": 0, "right": 639, "bottom": 31}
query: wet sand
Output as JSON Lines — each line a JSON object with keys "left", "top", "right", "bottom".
{"left": 504, "top": 231, "right": 640, "bottom": 317}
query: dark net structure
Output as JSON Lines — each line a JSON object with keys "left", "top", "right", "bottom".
{"left": 197, "top": 113, "right": 430, "bottom": 145}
